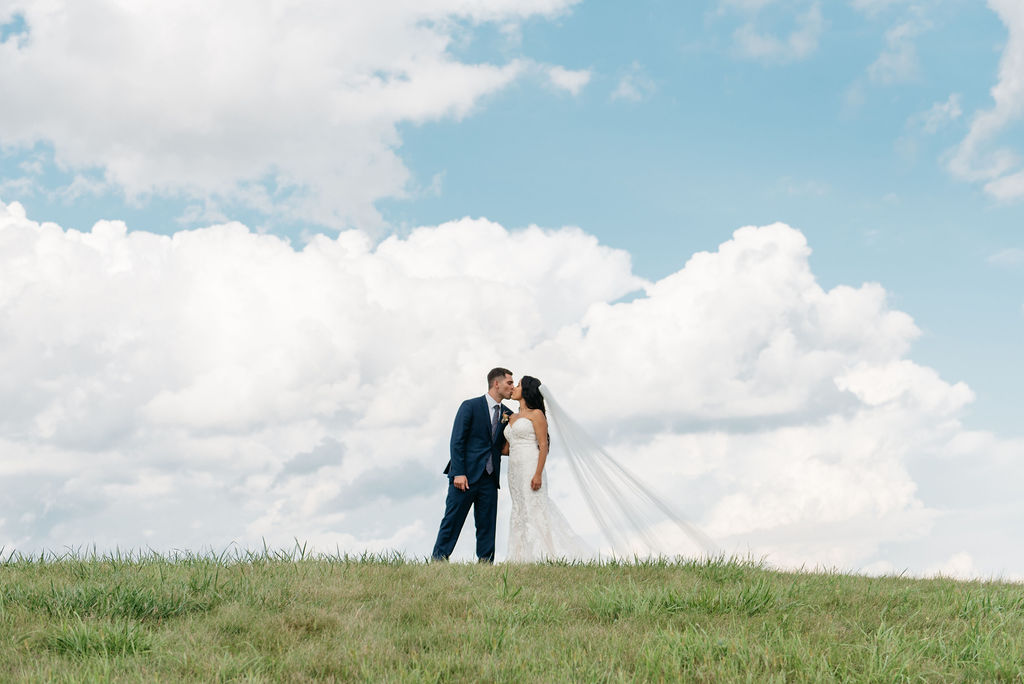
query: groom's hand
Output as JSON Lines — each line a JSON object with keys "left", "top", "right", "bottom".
{"left": 453, "top": 475, "right": 469, "bottom": 491}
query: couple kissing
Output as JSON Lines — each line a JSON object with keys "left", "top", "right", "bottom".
{"left": 430, "top": 367, "right": 586, "bottom": 564}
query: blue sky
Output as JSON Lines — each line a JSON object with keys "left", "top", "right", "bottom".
{"left": 386, "top": 1, "right": 1022, "bottom": 436}
{"left": 1, "top": 0, "right": 1022, "bottom": 574}
{"left": 4, "top": 1, "right": 1020, "bottom": 435}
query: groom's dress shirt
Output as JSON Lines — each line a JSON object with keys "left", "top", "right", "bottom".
{"left": 485, "top": 393, "right": 502, "bottom": 425}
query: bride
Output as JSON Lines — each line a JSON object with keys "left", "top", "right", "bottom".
{"left": 503, "top": 375, "right": 717, "bottom": 563}
{"left": 503, "top": 376, "right": 589, "bottom": 562}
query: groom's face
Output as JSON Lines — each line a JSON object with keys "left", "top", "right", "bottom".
{"left": 494, "top": 374, "right": 514, "bottom": 400}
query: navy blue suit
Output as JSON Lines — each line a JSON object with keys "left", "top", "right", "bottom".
{"left": 431, "top": 395, "right": 512, "bottom": 562}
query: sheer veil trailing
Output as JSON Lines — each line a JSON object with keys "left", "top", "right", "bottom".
{"left": 538, "top": 385, "right": 718, "bottom": 559}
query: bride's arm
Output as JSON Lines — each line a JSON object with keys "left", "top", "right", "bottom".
{"left": 531, "top": 412, "right": 549, "bottom": 491}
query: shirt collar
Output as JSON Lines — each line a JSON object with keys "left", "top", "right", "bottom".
{"left": 484, "top": 393, "right": 502, "bottom": 413}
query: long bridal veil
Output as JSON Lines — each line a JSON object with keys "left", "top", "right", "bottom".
{"left": 538, "top": 385, "right": 718, "bottom": 559}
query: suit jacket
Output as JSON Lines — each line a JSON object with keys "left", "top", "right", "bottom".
{"left": 444, "top": 395, "right": 512, "bottom": 488}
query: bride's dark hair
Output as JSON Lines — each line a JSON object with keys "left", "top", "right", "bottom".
{"left": 520, "top": 376, "right": 546, "bottom": 414}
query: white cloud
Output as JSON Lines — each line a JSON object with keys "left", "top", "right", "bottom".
{"left": 848, "top": 1, "right": 934, "bottom": 125}
{"left": 896, "top": 94, "right": 962, "bottom": 165}
{"left": 983, "top": 170, "right": 1024, "bottom": 200}
{"left": 916, "top": 94, "right": 963, "bottom": 134}
{"left": 928, "top": 551, "right": 979, "bottom": 580}
{"left": 949, "top": 0, "right": 1024, "bottom": 200}
{"left": 718, "top": 0, "right": 779, "bottom": 10}
{"left": 0, "top": 200, "right": 1020, "bottom": 575}
{"left": 732, "top": 3, "right": 824, "bottom": 63}
{"left": 0, "top": 198, "right": 643, "bottom": 556}
{"left": 611, "top": 62, "right": 656, "bottom": 102}
{"left": 17, "top": 157, "right": 44, "bottom": 176}
{"left": 547, "top": 65, "right": 591, "bottom": 96}
{"left": 851, "top": 0, "right": 917, "bottom": 18}
{"left": 0, "top": 1, "right": 579, "bottom": 231}
{"left": 0, "top": 176, "right": 35, "bottom": 197}
{"left": 988, "top": 247, "right": 1024, "bottom": 265}
{"left": 868, "top": 20, "right": 925, "bottom": 84}
{"left": 778, "top": 176, "right": 830, "bottom": 196}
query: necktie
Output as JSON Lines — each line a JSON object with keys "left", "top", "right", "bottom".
{"left": 487, "top": 404, "right": 500, "bottom": 474}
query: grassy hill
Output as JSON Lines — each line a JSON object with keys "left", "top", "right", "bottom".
{"left": 0, "top": 549, "right": 1022, "bottom": 682}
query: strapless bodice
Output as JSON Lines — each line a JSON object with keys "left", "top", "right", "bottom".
{"left": 504, "top": 416, "right": 538, "bottom": 452}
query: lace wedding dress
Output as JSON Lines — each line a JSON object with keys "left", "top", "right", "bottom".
{"left": 504, "top": 415, "right": 590, "bottom": 562}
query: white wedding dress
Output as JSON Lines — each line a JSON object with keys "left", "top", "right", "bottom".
{"left": 504, "top": 415, "right": 590, "bottom": 562}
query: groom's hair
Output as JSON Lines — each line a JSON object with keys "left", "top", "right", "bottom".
{"left": 487, "top": 367, "right": 512, "bottom": 387}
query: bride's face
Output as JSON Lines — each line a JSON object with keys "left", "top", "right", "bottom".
{"left": 511, "top": 382, "right": 523, "bottom": 402}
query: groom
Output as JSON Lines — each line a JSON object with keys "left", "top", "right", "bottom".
{"left": 431, "top": 367, "right": 514, "bottom": 563}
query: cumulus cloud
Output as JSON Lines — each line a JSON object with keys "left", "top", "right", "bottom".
{"left": 949, "top": 0, "right": 1024, "bottom": 201}
{"left": 0, "top": 199, "right": 642, "bottom": 555}
{"left": 546, "top": 66, "right": 591, "bottom": 96}
{"left": 928, "top": 551, "right": 979, "bottom": 580}
{"left": 0, "top": 1, "right": 579, "bottom": 230}
{"left": 0, "top": 199, "right": 1020, "bottom": 575}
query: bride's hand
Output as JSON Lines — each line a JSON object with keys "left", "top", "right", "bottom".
{"left": 530, "top": 474, "right": 542, "bottom": 491}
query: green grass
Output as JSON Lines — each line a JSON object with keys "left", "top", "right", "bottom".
{"left": 0, "top": 547, "right": 1022, "bottom": 682}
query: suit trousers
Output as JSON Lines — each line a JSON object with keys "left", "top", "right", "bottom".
{"left": 431, "top": 470, "right": 498, "bottom": 562}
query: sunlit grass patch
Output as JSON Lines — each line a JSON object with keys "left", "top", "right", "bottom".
{"left": 0, "top": 545, "right": 1021, "bottom": 681}
{"left": 43, "top": 616, "right": 150, "bottom": 657}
